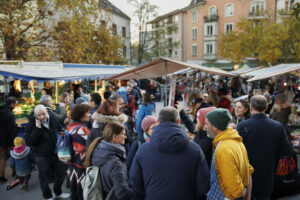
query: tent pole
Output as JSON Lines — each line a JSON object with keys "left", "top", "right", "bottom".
{"left": 95, "top": 78, "right": 97, "bottom": 92}
{"left": 164, "top": 61, "right": 168, "bottom": 106}
{"left": 55, "top": 81, "right": 59, "bottom": 104}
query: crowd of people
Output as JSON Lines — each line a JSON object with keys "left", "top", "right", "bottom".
{"left": 0, "top": 77, "right": 299, "bottom": 200}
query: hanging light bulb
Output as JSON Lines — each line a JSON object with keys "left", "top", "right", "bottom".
{"left": 284, "top": 82, "right": 287, "bottom": 86}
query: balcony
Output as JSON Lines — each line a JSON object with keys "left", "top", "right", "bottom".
{"left": 204, "top": 54, "right": 217, "bottom": 60}
{"left": 204, "top": 15, "right": 218, "bottom": 23}
{"left": 204, "top": 34, "right": 218, "bottom": 41}
{"left": 248, "top": 11, "right": 268, "bottom": 19}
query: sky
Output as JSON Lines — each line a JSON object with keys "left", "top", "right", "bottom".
{"left": 109, "top": 0, "right": 190, "bottom": 42}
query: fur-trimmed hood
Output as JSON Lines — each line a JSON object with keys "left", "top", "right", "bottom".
{"left": 92, "top": 113, "right": 128, "bottom": 124}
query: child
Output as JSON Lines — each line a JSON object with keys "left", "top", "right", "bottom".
{"left": 9, "top": 137, "right": 35, "bottom": 190}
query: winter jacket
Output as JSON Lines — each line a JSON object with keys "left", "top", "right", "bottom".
{"left": 25, "top": 112, "right": 62, "bottom": 157}
{"left": 179, "top": 110, "right": 213, "bottom": 167}
{"left": 86, "top": 113, "right": 128, "bottom": 148}
{"left": 92, "top": 140, "right": 132, "bottom": 200}
{"left": 270, "top": 106, "right": 292, "bottom": 127}
{"left": 67, "top": 122, "right": 90, "bottom": 169}
{"left": 237, "top": 114, "right": 290, "bottom": 198}
{"left": 126, "top": 132, "right": 146, "bottom": 170}
{"left": 212, "top": 127, "right": 253, "bottom": 199}
{"left": 135, "top": 103, "right": 153, "bottom": 134}
{"left": 45, "top": 105, "right": 67, "bottom": 128}
{"left": 9, "top": 145, "right": 35, "bottom": 177}
{"left": 0, "top": 104, "right": 17, "bottom": 147}
{"left": 129, "top": 122, "right": 210, "bottom": 200}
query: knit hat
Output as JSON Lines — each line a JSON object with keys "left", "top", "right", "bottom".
{"left": 141, "top": 116, "right": 158, "bottom": 133}
{"left": 14, "top": 137, "right": 25, "bottom": 147}
{"left": 197, "top": 107, "right": 216, "bottom": 127}
{"left": 206, "top": 108, "right": 232, "bottom": 131}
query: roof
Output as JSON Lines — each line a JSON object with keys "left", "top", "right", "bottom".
{"left": 0, "top": 61, "right": 127, "bottom": 82}
{"left": 148, "top": 9, "right": 183, "bottom": 24}
{"left": 189, "top": 0, "right": 206, "bottom": 7}
{"left": 231, "top": 65, "right": 264, "bottom": 75}
{"left": 246, "top": 63, "right": 300, "bottom": 82}
{"left": 108, "top": 57, "right": 235, "bottom": 80}
{"left": 100, "top": 0, "right": 131, "bottom": 20}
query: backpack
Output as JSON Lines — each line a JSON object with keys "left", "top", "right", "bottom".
{"left": 56, "top": 126, "right": 82, "bottom": 163}
{"left": 81, "top": 161, "right": 116, "bottom": 200}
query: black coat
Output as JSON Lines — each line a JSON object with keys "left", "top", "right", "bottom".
{"left": 24, "top": 112, "right": 62, "bottom": 157}
{"left": 126, "top": 132, "right": 146, "bottom": 170}
{"left": 237, "top": 114, "right": 291, "bottom": 198}
{"left": 92, "top": 140, "right": 132, "bottom": 200}
{"left": 179, "top": 110, "right": 213, "bottom": 167}
{"left": 0, "top": 104, "right": 17, "bottom": 147}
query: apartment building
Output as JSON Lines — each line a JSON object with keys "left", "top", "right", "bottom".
{"left": 99, "top": 0, "right": 131, "bottom": 63}
{"left": 185, "top": 0, "right": 277, "bottom": 66}
{"left": 148, "top": 10, "right": 187, "bottom": 61}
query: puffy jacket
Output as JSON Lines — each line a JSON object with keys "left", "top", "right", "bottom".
{"left": 25, "top": 112, "right": 62, "bottom": 157}
{"left": 10, "top": 145, "right": 35, "bottom": 176}
{"left": 86, "top": 113, "right": 128, "bottom": 148}
{"left": 0, "top": 104, "right": 17, "bottom": 147}
{"left": 92, "top": 140, "right": 132, "bottom": 200}
{"left": 135, "top": 103, "right": 153, "bottom": 134}
{"left": 212, "top": 127, "right": 254, "bottom": 199}
{"left": 129, "top": 122, "right": 210, "bottom": 200}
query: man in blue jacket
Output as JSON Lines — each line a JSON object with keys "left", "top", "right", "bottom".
{"left": 130, "top": 107, "right": 210, "bottom": 200}
{"left": 237, "top": 95, "right": 291, "bottom": 200}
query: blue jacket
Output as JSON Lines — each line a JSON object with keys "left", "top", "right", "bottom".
{"left": 126, "top": 132, "right": 146, "bottom": 170}
{"left": 129, "top": 122, "right": 210, "bottom": 200}
{"left": 10, "top": 146, "right": 35, "bottom": 177}
{"left": 135, "top": 103, "right": 153, "bottom": 134}
{"left": 237, "top": 114, "right": 290, "bottom": 198}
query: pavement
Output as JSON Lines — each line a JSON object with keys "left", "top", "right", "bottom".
{"left": 1, "top": 101, "right": 300, "bottom": 200}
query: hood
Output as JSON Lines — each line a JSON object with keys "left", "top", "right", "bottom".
{"left": 92, "top": 113, "right": 128, "bottom": 124}
{"left": 150, "top": 122, "right": 189, "bottom": 153}
{"left": 11, "top": 145, "right": 30, "bottom": 160}
{"left": 213, "top": 127, "right": 242, "bottom": 147}
{"left": 91, "top": 140, "right": 126, "bottom": 167}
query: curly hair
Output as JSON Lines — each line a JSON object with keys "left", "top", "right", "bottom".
{"left": 70, "top": 104, "right": 90, "bottom": 121}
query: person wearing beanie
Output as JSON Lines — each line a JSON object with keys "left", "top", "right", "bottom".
{"left": 205, "top": 108, "right": 253, "bottom": 200}
{"left": 126, "top": 116, "right": 158, "bottom": 170}
{"left": 9, "top": 137, "right": 35, "bottom": 190}
{"left": 176, "top": 101, "right": 215, "bottom": 167}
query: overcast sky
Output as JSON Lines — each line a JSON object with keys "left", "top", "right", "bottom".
{"left": 109, "top": 0, "right": 190, "bottom": 42}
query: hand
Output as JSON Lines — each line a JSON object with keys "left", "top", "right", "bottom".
{"left": 175, "top": 101, "right": 183, "bottom": 112}
{"left": 35, "top": 119, "right": 42, "bottom": 128}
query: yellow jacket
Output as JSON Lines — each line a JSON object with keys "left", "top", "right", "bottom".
{"left": 213, "top": 128, "right": 254, "bottom": 200}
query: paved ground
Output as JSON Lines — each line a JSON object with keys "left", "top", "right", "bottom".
{"left": 1, "top": 102, "right": 300, "bottom": 199}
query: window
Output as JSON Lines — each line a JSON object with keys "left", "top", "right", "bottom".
{"left": 192, "top": 44, "right": 198, "bottom": 56}
{"left": 123, "top": 46, "right": 127, "bottom": 57}
{"left": 174, "top": 50, "right": 178, "bottom": 56}
{"left": 192, "top": 27, "right": 198, "bottom": 39}
{"left": 251, "top": 0, "right": 265, "bottom": 13}
{"left": 225, "top": 23, "right": 233, "bottom": 33}
{"left": 122, "top": 27, "right": 126, "bottom": 38}
{"left": 192, "top": 11, "right": 198, "bottom": 22}
{"left": 174, "top": 15, "right": 179, "bottom": 23}
{"left": 206, "top": 25, "right": 213, "bottom": 36}
{"left": 225, "top": 4, "right": 234, "bottom": 17}
{"left": 205, "top": 44, "right": 213, "bottom": 55}
{"left": 209, "top": 6, "right": 217, "bottom": 17}
{"left": 112, "top": 24, "right": 117, "bottom": 35}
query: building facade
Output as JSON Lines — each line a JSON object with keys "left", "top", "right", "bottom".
{"left": 100, "top": 0, "right": 131, "bottom": 63}
{"left": 185, "top": 0, "right": 277, "bottom": 66}
{"left": 148, "top": 10, "right": 187, "bottom": 62}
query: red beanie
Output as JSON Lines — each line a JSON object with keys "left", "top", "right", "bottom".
{"left": 197, "top": 107, "right": 217, "bottom": 127}
{"left": 141, "top": 116, "right": 158, "bottom": 132}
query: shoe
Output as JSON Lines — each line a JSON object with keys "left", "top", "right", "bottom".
{"left": 0, "top": 176, "right": 7, "bottom": 183}
{"left": 20, "top": 180, "right": 28, "bottom": 190}
{"left": 53, "top": 192, "right": 70, "bottom": 199}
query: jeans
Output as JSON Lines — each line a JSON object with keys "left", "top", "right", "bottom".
{"left": 35, "top": 156, "right": 66, "bottom": 199}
